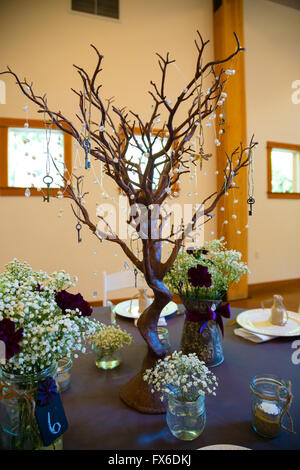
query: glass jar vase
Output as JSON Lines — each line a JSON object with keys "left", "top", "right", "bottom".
{"left": 0, "top": 363, "right": 63, "bottom": 450}
{"left": 180, "top": 297, "right": 224, "bottom": 367}
{"left": 157, "top": 327, "right": 172, "bottom": 353}
{"left": 92, "top": 344, "right": 121, "bottom": 370}
{"left": 166, "top": 394, "right": 206, "bottom": 441}
{"left": 250, "top": 375, "right": 292, "bottom": 438}
{"left": 56, "top": 357, "right": 72, "bottom": 392}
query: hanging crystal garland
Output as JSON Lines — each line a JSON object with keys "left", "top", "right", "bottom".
{"left": 23, "top": 105, "right": 31, "bottom": 197}
{"left": 82, "top": 88, "right": 92, "bottom": 170}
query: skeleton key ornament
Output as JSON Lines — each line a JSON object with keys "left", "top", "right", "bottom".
{"left": 76, "top": 222, "right": 82, "bottom": 243}
{"left": 134, "top": 268, "right": 138, "bottom": 288}
{"left": 83, "top": 139, "right": 91, "bottom": 170}
{"left": 247, "top": 196, "right": 255, "bottom": 216}
{"left": 43, "top": 175, "right": 53, "bottom": 203}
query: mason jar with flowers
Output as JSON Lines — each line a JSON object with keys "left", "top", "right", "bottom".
{"left": 143, "top": 351, "right": 218, "bottom": 440}
{"left": 88, "top": 324, "right": 132, "bottom": 370}
{"left": 165, "top": 239, "right": 249, "bottom": 366}
{"left": 0, "top": 259, "right": 103, "bottom": 450}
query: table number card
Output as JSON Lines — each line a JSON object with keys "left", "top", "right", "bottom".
{"left": 35, "top": 393, "right": 68, "bottom": 447}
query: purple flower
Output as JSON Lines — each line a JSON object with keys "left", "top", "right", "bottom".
{"left": 55, "top": 290, "right": 92, "bottom": 316}
{"left": 188, "top": 264, "right": 212, "bottom": 288}
{"left": 0, "top": 318, "right": 23, "bottom": 360}
{"left": 37, "top": 377, "right": 57, "bottom": 407}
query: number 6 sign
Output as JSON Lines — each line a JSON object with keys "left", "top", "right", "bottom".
{"left": 35, "top": 393, "right": 68, "bottom": 447}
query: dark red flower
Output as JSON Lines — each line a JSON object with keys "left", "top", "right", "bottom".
{"left": 0, "top": 318, "right": 23, "bottom": 360}
{"left": 186, "top": 248, "right": 209, "bottom": 257}
{"left": 188, "top": 264, "right": 212, "bottom": 288}
{"left": 55, "top": 290, "right": 92, "bottom": 316}
{"left": 37, "top": 376, "right": 57, "bottom": 407}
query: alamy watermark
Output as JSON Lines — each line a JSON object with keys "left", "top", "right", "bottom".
{"left": 291, "top": 340, "right": 300, "bottom": 365}
{"left": 291, "top": 80, "right": 300, "bottom": 104}
{"left": 95, "top": 197, "right": 205, "bottom": 249}
{"left": 0, "top": 339, "right": 5, "bottom": 364}
{"left": 0, "top": 80, "right": 6, "bottom": 104}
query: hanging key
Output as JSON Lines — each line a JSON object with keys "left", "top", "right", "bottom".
{"left": 76, "top": 222, "right": 82, "bottom": 243}
{"left": 83, "top": 138, "right": 91, "bottom": 170}
{"left": 43, "top": 175, "right": 53, "bottom": 203}
{"left": 134, "top": 268, "right": 138, "bottom": 288}
{"left": 247, "top": 196, "right": 255, "bottom": 216}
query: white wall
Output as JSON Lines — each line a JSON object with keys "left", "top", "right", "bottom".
{"left": 244, "top": 0, "right": 300, "bottom": 283}
{"left": 0, "top": 0, "right": 217, "bottom": 300}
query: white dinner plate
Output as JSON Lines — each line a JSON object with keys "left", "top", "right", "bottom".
{"left": 113, "top": 299, "right": 177, "bottom": 319}
{"left": 198, "top": 444, "right": 250, "bottom": 450}
{"left": 236, "top": 308, "right": 300, "bottom": 337}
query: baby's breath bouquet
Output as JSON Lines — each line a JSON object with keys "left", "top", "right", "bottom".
{"left": 165, "top": 238, "right": 249, "bottom": 300}
{"left": 0, "top": 259, "right": 103, "bottom": 374}
{"left": 0, "top": 259, "right": 103, "bottom": 450}
{"left": 144, "top": 351, "right": 218, "bottom": 440}
{"left": 88, "top": 324, "right": 132, "bottom": 369}
{"left": 165, "top": 240, "right": 249, "bottom": 368}
{"left": 143, "top": 350, "right": 218, "bottom": 402}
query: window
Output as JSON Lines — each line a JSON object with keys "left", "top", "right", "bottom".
{"left": 71, "top": 0, "right": 119, "bottom": 19}
{"left": 0, "top": 118, "right": 72, "bottom": 196}
{"left": 267, "top": 141, "right": 300, "bottom": 199}
{"left": 120, "top": 127, "right": 180, "bottom": 196}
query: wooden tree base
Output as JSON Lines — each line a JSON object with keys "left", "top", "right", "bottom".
{"left": 120, "top": 371, "right": 166, "bottom": 414}
{"left": 120, "top": 346, "right": 167, "bottom": 414}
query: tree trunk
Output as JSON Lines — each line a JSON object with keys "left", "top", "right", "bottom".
{"left": 119, "top": 282, "right": 172, "bottom": 413}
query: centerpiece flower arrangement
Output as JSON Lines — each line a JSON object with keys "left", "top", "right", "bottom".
{"left": 164, "top": 239, "right": 249, "bottom": 366}
{"left": 88, "top": 325, "right": 132, "bottom": 370}
{"left": 0, "top": 259, "right": 103, "bottom": 450}
{"left": 143, "top": 350, "right": 218, "bottom": 440}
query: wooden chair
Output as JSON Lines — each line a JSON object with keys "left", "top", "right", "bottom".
{"left": 102, "top": 270, "right": 148, "bottom": 307}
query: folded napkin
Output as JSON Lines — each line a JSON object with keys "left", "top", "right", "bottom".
{"left": 234, "top": 328, "right": 277, "bottom": 343}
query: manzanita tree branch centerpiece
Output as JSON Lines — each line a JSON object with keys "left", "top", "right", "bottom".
{"left": 1, "top": 32, "right": 257, "bottom": 413}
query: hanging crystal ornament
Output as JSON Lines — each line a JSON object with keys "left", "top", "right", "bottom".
{"left": 23, "top": 104, "right": 29, "bottom": 130}
{"left": 247, "top": 147, "right": 255, "bottom": 216}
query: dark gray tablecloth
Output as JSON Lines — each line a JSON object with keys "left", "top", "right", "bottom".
{"left": 62, "top": 306, "right": 300, "bottom": 450}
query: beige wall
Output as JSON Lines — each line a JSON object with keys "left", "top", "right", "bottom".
{"left": 0, "top": 0, "right": 217, "bottom": 301}
{"left": 244, "top": 0, "right": 300, "bottom": 284}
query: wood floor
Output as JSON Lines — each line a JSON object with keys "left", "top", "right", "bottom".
{"left": 231, "top": 279, "right": 300, "bottom": 312}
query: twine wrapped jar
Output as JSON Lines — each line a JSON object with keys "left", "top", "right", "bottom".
{"left": 250, "top": 375, "right": 295, "bottom": 438}
{"left": 0, "top": 363, "right": 63, "bottom": 450}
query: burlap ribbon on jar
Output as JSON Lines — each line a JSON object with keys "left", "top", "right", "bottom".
{"left": 250, "top": 379, "right": 295, "bottom": 434}
{"left": 0, "top": 378, "right": 42, "bottom": 445}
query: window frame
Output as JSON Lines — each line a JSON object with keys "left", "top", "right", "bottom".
{"left": 267, "top": 141, "right": 300, "bottom": 199}
{"left": 119, "top": 126, "right": 180, "bottom": 197}
{"left": 0, "top": 117, "right": 72, "bottom": 196}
